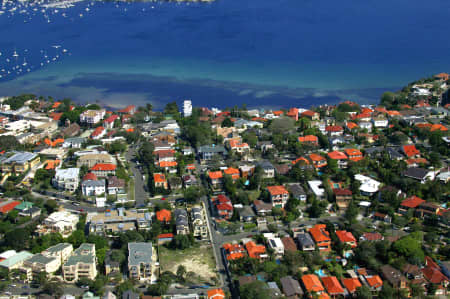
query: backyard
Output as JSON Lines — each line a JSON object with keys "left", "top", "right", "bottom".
{"left": 158, "top": 244, "right": 218, "bottom": 286}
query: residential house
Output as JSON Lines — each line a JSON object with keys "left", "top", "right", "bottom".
{"left": 258, "top": 160, "right": 275, "bottom": 178}
{"left": 281, "top": 237, "right": 297, "bottom": 253}
{"left": 198, "top": 145, "right": 227, "bottom": 162}
{"left": 258, "top": 141, "right": 274, "bottom": 153}
{"left": 309, "top": 224, "right": 331, "bottom": 252}
{"left": 168, "top": 177, "right": 182, "bottom": 190}
{"left": 37, "top": 211, "right": 79, "bottom": 238}
{"left": 402, "top": 144, "right": 420, "bottom": 158}
{"left": 288, "top": 183, "right": 307, "bottom": 201}
{"left": 398, "top": 195, "right": 425, "bottom": 215}
{"left": 153, "top": 173, "right": 168, "bottom": 189}
{"left": 334, "top": 189, "right": 352, "bottom": 211}
{"left": 403, "top": 167, "right": 436, "bottom": 183}
{"left": 212, "top": 195, "right": 233, "bottom": 220}
{"left": 341, "top": 277, "right": 362, "bottom": 295}
{"left": 127, "top": 242, "right": 157, "bottom": 282}
{"left": 63, "top": 243, "right": 98, "bottom": 282}
{"left": 224, "top": 167, "right": 240, "bottom": 180}
{"left": 322, "top": 276, "right": 345, "bottom": 297}
{"left": 82, "top": 178, "right": 106, "bottom": 197}
{"left": 228, "top": 139, "right": 250, "bottom": 153}
{"left": 237, "top": 205, "right": 256, "bottom": 222}
{"left": 372, "top": 117, "right": 389, "bottom": 128}
{"left": 103, "top": 115, "right": 119, "bottom": 129}
{"left": 327, "top": 151, "right": 348, "bottom": 168}
{"left": 402, "top": 264, "right": 423, "bottom": 280}
{"left": 280, "top": 276, "right": 303, "bottom": 299}
{"left": 156, "top": 209, "right": 171, "bottom": 223}
{"left": 380, "top": 265, "right": 408, "bottom": 290}
{"left": 91, "top": 126, "right": 106, "bottom": 140}
{"left": 360, "top": 232, "right": 383, "bottom": 242}
{"left": 107, "top": 176, "right": 125, "bottom": 194}
{"left": 267, "top": 237, "right": 284, "bottom": 257}
{"left": 91, "top": 163, "right": 116, "bottom": 177}
{"left": 77, "top": 153, "right": 116, "bottom": 168}
{"left": 301, "top": 274, "right": 324, "bottom": 296}
{"left": 422, "top": 256, "right": 449, "bottom": 294}
{"left": 325, "top": 125, "right": 344, "bottom": 136}
{"left": 296, "top": 233, "right": 315, "bottom": 251}
{"left": 182, "top": 174, "right": 198, "bottom": 188}
{"left": 308, "top": 180, "right": 325, "bottom": 199}
{"left": 253, "top": 200, "right": 272, "bottom": 216}
{"left": 207, "top": 288, "right": 225, "bottom": 299}
{"left": 53, "top": 168, "right": 80, "bottom": 192}
{"left": 354, "top": 174, "right": 381, "bottom": 196}
{"left": 298, "top": 135, "right": 319, "bottom": 146}
{"left": 62, "top": 123, "right": 81, "bottom": 138}
{"left": 245, "top": 241, "right": 267, "bottom": 259}
{"left": 308, "top": 154, "right": 327, "bottom": 169}
{"left": 359, "top": 121, "right": 373, "bottom": 130}
{"left": 63, "top": 137, "right": 85, "bottom": 148}
{"left": 267, "top": 185, "right": 289, "bottom": 209}
{"left": 223, "top": 243, "right": 246, "bottom": 261}
{"left": 300, "top": 110, "right": 319, "bottom": 120}
{"left": 415, "top": 202, "right": 441, "bottom": 219}
{"left": 174, "top": 209, "right": 189, "bottom": 235}
{"left": 336, "top": 230, "right": 357, "bottom": 248}
{"left": 344, "top": 148, "right": 363, "bottom": 162}
{"left": 364, "top": 275, "right": 383, "bottom": 291}
{"left": 209, "top": 171, "right": 223, "bottom": 188}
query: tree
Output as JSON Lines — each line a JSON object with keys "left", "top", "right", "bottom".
{"left": 221, "top": 118, "right": 234, "bottom": 127}
{"left": 379, "top": 283, "right": 394, "bottom": 299}
{"left": 44, "top": 199, "right": 58, "bottom": 214}
{"left": 240, "top": 281, "right": 271, "bottom": 299}
{"left": 164, "top": 102, "right": 179, "bottom": 116}
{"left": 170, "top": 235, "right": 193, "bottom": 250}
{"left": 355, "top": 285, "right": 372, "bottom": 299}
{"left": 176, "top": 265, "right": 186, "bottom": 282}
{"left": 42, "top": 282, "right": 63, "bottom": 297}
{"left": 4, "top": 228, "right": 30, "bottom": 250}
{"left": 67, "top": 230, "right": 86, "bottom": 247}
{"left": 269, "top": 117, "right": 294, "bottom": 134}
{"left": 392, "top": 233, "right": 424, "bottom": 263}
{"left": 344, "top": 201, "right": 359, "bottom": 224}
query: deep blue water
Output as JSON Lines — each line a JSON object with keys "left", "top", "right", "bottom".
{"left": 0, "top": 0, "right": 449, "bottom": 109}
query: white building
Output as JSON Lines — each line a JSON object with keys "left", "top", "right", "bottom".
{"left": 80, "top": 109, "right": 106, "bottom": 124}
{"left": 359, "top": 121, "right": 373, "bottom": 130}
{"left": 38, "top": 211, "right": 79, "bottom": 238}
{"left": 183, "top": 100, "right": 192, "bottom": 117}
{"left": 63, "top": 243, "right": 97, "bottom": 282}
{"left": 267, "top": 237, "right": 284, "bottom": 256}
{"left": 372, "top": 118, "right": 389, "bottom": 128}
{"left": 308, "top": 180, "right": 325, "bottom": 199}
{"left": 354, "top": 174, "right": 381, "bottom": 196}
{"left": 82, "top": 179, "right": 106, "bottom": 196}
{"left": 53, "top": 168, "right": 80, "bottom": 192}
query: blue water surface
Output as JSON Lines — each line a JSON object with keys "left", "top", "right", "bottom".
{"left": 0, "top": 0, "right": 449, "bottom": 109}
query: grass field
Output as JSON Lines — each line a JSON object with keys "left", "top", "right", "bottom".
{"left": 159, "top": 244, "right": 218, "bottom": 285}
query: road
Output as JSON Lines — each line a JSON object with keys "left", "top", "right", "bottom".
{"left": 125, "top": 144, "right": 148, "bottom": 207}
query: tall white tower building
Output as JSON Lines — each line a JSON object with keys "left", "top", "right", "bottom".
{"left": 183, "top": 100, "right": 192, "bottom": 117}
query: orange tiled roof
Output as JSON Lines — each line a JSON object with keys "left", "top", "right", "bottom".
{"left": 104, "top": 114, "right": 119, "bottom": 123}
{"left": 207, "top": 288, "right": 225, "bottom": 299}
{"left": 186, "top": 164, "right": 195, "bottom": 170}
{"left": 309, "top": 224, "right": 331, "bottom": 243}
{"left": 322, "top": 276, "right": 345, "bottom": 295}
{"left": 301, "top": 110, "right": 317, "bottom": 117}
{"left": 361, "top": 107, "right": 373, "bottom": 114}
{"left": 153, "top": 173, "right": 166, "bottom": 183}
{"left": 267, "top": 185, "right": 288, "bottom": 196}
{"left": 402, "top": 144, "right": 420, "bottom": 157}
{"left": 91, "top": 163, "right": 116, "bottom": 171}
{"left": 229, "top": 139, "right": 249, "bottom": 148}
{"left": 45, "top": 159, "right": 61, "bottom": 170}
{"left": 82, "top": 172, "right": 97, "bottom": 181}
{"left": 52, "top": 101, "right": 61, "bottom": 109}
{"left": 159, "top": 161, "right": 177, "bottom": 167}
{"left": 91, "top": 126, "right": 105, "bottom": 137}
{"left": 346, "top": 122, "right": 358, "bottom": 130}
{"left": 431, "top": 124, "right": 448, "bottom": 132}
{"left": 406, "top": 158, "right": 428, "bottom": 165}
{"left": 326, "top": 125, "right": 343, "bottom": 132}
{"left": 365, "top": 275, "right": 383, "bottom": 288}
{"left": 50, "top": 112, "right": 63, "bottom": 121}
{"left": 327, "top": 151, "right": 348, "bottom": 160}
{"left": 273, "top": 110, "right": 284, "bottom": 116}
{"left": 309, "top": 153, "right": 325, "bottom": 162}
{"left": 298, "top": 135, "right": 318, "bottom": 143}
{"left": 245, "top": 241, "right": 266, "bottom": 259}
{"left": 335, "top": 230, "right": 357, "bottom": 246}
{"left": 302, "top": 274, "right": 324, "bottom": 293}
{"left": 156, "top": 209, "right": 171, "bottom": 222}
{"left": 209, "top": 171, "right": 223, "bottom": 180}
{"left": 401, "top": 196, "right": 425, "bottom": 208}
{"left": 341, "top": 278, "right": 362, "bottom": 293}
{"left": 224, "top": 167, "right": 240, "bottom": 175}
{"left": 292, "top": 156, "right": 310, "bottom": 165}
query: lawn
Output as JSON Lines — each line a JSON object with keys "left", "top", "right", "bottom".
{"left": 159, "top": 244, "right": 218, "bottom": 285}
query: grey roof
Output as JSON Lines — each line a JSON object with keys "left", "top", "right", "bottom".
{"left": 121, "top": 290, "right": 139, "bottom": 299}
{"left": 0, "top": 251, "right": 33, "bottom": 268}
{"left": 365, "top": 146, "right": 384, "bottom": 156}
{"left": 64, "top": 243, "right": 95, "bottom": 267}
{"left": 26, "top": 253, "right": 56, "bottom": 265}
{"left": 108, "top": 176, "right": 125, "bottom": 188}
{"left": 258, "top": 160, "right": 274, "bottom": 170}
{"left": 127, "top": 242, "right": 152, "bottom": 267}
{"left": 198, "top": 145, "right": 227, "bottom": 153}
{"left": 403, "top": 167, "right": 430, "bottom": 180}
{"left": 296, "top": 233, "right": 315, "bottom": 248}
{"left": 82, "top": 179, "right": 106, "bottom": 187}
{"left": 280, "top": 276, "right": 304, "bottom": 296}
{"left": 238, "top": 205, "right": 256, "bottom": 218}
{"left": 44, "top": 243, "right": 72, "bottom": 254}
{"left": 65, "top": 137, "right": 85, "bottom": 144}
{"left": 288, "top": 184, "right": 306, "bottom": 196}
{"left": 387, "top": 147, "right": 403, "bottom": 159}
{"left": 2, "top": 151, "right": 37, "bottom": 164}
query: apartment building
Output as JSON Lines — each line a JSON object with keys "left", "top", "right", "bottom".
{"left": 88, "top": 208, "right": 152, "bottom": 235}
{"left": 0, "top": 151, "right": 40, "bottom": 174}
{"left": 53, "top": 168, "right": 80, "bottom": 192}
{"left": 63, "top": 243, "right": 97, "bottom": 282}
{"left": 79, "top": 109, "right": 106, "bottom": 124}
{"left": 190, "top": 206, "right": 208, "bottom": 240}
{"left": 127, "top": 242, "right": 157, "bottom": 282}
{"left": 77, "top": 153, "right": 116, "bottom": 168}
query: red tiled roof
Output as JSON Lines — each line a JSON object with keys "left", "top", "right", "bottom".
{"left": 153, "top": 173, "right": 166, "bottom": 183}
{"left": 50, "top": 112, "right": 63, "bottom": 121}
{"left": 209, "top": 171, "right": 223, "bottom": 180}
{"left": 82, "top": 172, "right": 97, "bottom": 181}
{"left": 104, "top": 114, "right": 119, "bottom": 123}
{"left": 292, "top": 156, "right": 310, "bottom": 165}
{"left": 267, "top": 185, "right": 288, "bottom": 196}
{"left": 333, "top": 188, "right": 352, "bottom": 196}
{"left": 402, "top": 144, "right": 420, "bottom": 157}
{"left": 326, "top": 125, "right": 344, "bottom": 132}
{"left": 159, "top": 161, "right": 177, "bottom": 167}
{"left": 341, "top": 278, "right": 362, "bottom": 293}
{"left": 298, "top": 135, "right": 318, "bottom": 143}
{"left": 207, "top": 288, "right": 225, "bottom": 299}
{"left": 302, "top": 274, "right": 324, "bottom": 292}
{"left": 336, "top": 230, "right": 357, "bottom": 247}
{"left": 91, "top": 163, "right": 116, "bottom": 171}
{"left": 245, "top": 241, "right": 266, "bottom": 259}
{"left": 362, "top": 232, "right": 383, "bottom": 241}
{"left": 91, "top": 126, "right": 105, "bottom": 137}
{"left": 158, "top": 233, "right": 174, "bottom": 239}
{"left": 322, "top": 276, "right": 345, "bottom": 295}
{"left": 309, "top": 153, "right": 325, "bottom": 162}
{"left": 346, "top": 122, "right": 358, "bottom": 130}
{"left": 301, "top": 110, "right": 317, "bottom": 117}
{"left": 156, "top": 209, "right": 172, "bottom": 222}
{"left": 309, "top": 224, "right": 331, "bottom": 243}
{"left": 401, "top": 196, "right": 425, "bottom": 208}
{"left": 327, "top": 151, "right": 348, "bottom": 160}
{"left": 118, "top": 105, "right": 135, "bottom": 113}
{"left": 365, "top": 275, "right": 383, "bottom": 288}
{"left": 52, "top": 101, "right": 61, "bottom": 109}
{"left": 422, "top": 256, "right": 449, "bottom": 284}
